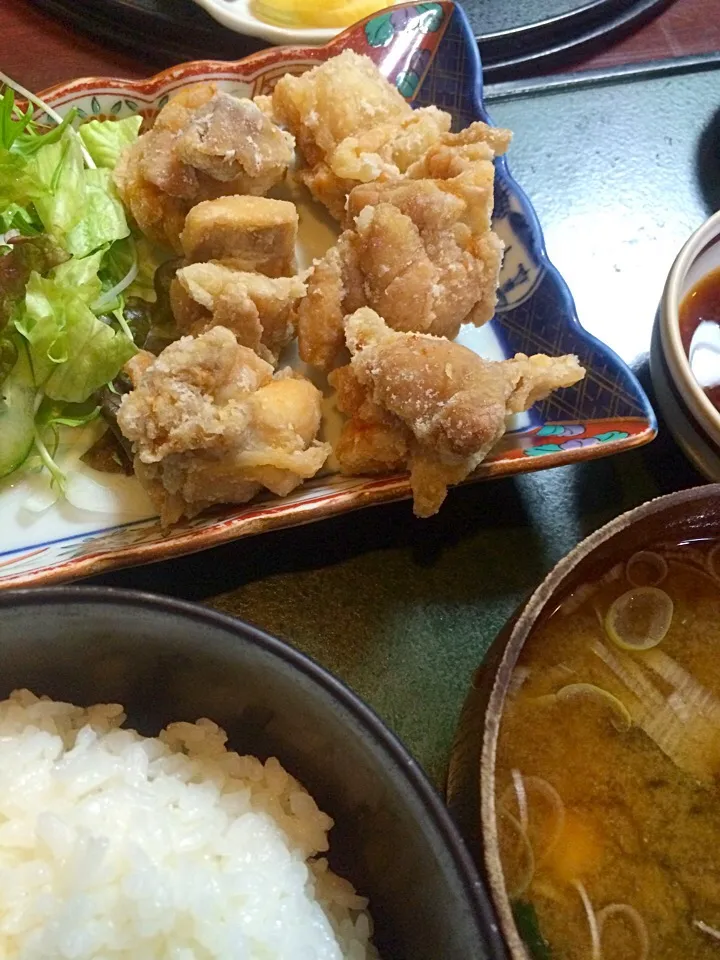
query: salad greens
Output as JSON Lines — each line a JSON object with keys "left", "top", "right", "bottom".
{"left": 0, "top": 81, "right": 150, "bottom": 490}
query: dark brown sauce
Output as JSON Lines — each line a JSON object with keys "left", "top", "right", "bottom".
{"left": 679, "top": 267, "right": 720, "bottom": 411}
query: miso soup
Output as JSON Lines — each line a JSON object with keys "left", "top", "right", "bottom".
{"left": 496, "top": 539, "right": 720, "bottom": 960}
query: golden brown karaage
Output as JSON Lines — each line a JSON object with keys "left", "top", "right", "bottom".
{"left": 272, "top": 50, "right": 452, "bottom": 219}
{"left": 180, "top": 196, "right": 298, "bottom": 276}
{"left": 295, "top": 157, "right": 505, "bottom": 370}
{"left": 170, "top": 262, "right": 305, "bottom": 362}
{"left": 114, "top": 89, "right": 295, "bottom": 251}
{"left": 329, "top": 309, "right": 585, "bottom": 517}
{"left": 117, "top": 326, "right": 330, "bottom": 524}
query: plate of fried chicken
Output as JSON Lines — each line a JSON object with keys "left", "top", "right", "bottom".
{"left": 0, "top": 1, "right": 655, "bottom": 587}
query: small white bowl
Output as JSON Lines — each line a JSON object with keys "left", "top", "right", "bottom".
{"left": 653, "top": 210, "right": 720, "bottom": 479}
{"left": 191, "top": 0, "right": 385, "bottom": 44}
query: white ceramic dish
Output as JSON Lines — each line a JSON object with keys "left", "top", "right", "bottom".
{"left": 653, "top": 210, "right": 720, "bottom": 478}
{"left": 0, "top": 2, "right": 655, "bottom": 588}
{"left": 191, "top": 0, "right": 396, "bottom": 44}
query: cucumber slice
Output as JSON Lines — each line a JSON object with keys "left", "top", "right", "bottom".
{"left": 0, "top": 340, "right": 36, "bottom": 478}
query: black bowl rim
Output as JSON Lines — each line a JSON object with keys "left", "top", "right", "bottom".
{"left": 0, "top": 584, "right": 504, "bottom": 956}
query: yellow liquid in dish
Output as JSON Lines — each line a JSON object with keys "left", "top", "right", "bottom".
{"left": 252, "top": 0, "right": 391, "bottom": 29}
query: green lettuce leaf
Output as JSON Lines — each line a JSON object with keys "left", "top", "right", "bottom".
{"left": 16, "top": 270, "right": 70, "bottom": 384}
{"left": 0, "top": 152, "right": 43, "bottom": 214}
{"left": 102, "top": 233, "right": 163, "bottom": 304}
{"left": 28, "top": 135, "right": 84, "bottom": 243}
{"left": 43, "top": 302, "right": 135, "bottom": 402}
{"left": 50, "top": 248, "right": 104, "bottom": 304}
{"left": 78, "top": 115, "right": 142, "bottom": 169}
{"left": 67, "top": 168, "right": 129, "bottom": 257}
{"left": 27, "top": 135, "right": 129, "bottom": 256}
{"left": 0, "top": 236, "right": 67, "bottom": 332}
{"left": 0, "top": 83, "right": 144, "bottom": 488}
{"left": 16, "top": 266, "right": 135, "bottom": 396}
{"left": 0, "top": 202, "right": 42, "bottom": 237}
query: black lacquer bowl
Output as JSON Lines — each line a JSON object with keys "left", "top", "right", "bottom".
{"left": 0, "top": 587, "right": 502, "bottom": 960}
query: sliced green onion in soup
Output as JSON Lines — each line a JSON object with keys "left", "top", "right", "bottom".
{"left": 598, "top": 904, "right": 650, "bottom": 960}
{"left": 497, "top": 809, "right": 535, "bottom": 897}
{"left": 695, "top": 920, "right": 720, "bottom": 942}
{"left": 500, "top": 774, "right": 566, "bottom": 864}
{"left": 555, "top": 683, "right": 632, "bottom": 732}
{"left": 605, "top": 587, "right": 674, "bottom": 651}
{"left": 626, "top": 551, "right": 668, "bottom": 587}
{"left": 708, "top": 543, "right": 720, "bottom": 583}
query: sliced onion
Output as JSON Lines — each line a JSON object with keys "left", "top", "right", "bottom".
{"left": 708, "top": 543, "right": 720, "bottom": 582}
{"left": 626, "top": 551, "right": 668, "bottom": 587}
{"left": 660, "top": 546, "right": 707, "bottom": 569}
{"left": 91, "top": 257, "right": 138, "bottom": 315}
{"left": 591, "top": 641, "right": 666, "bottom": 714}
{"left": 573, "top": 880, "right": 601, "bottom": 960}
{"left": 605, "top": 587, "right": 674, "bottom": 651}
{"left": 497, "top": 809, "right": 535, "bottom": 898}
{"left": 65, "top": 463, "right": 153, "bottom": 516}
{"left": 592, "top": 641, "right": 718, "bottom": 782}
{"left": 643, "top": 649, "right": 720, "bottom": 724}
{"left": 500, "top": 775, "right": 566, "bottom": 865}
{"left": 601, "top": 562, "right": 625, "bottom": 585}
{"left": 559, "top": 566, "right": 623, "bottom": 616}
{"left": 511, "top": 769, "right": 528, "bottom": 833}
{"left": 559, "top": 582, "right": 599, "bottom": 616}
{"left": 598, "top": 903, "right": 649, "bottom": 960}
{"left": 555, "top": 683, "right": 632, "bottom": 732}
{"left": 695, "top": 919, "right": 720, "bottom": 941}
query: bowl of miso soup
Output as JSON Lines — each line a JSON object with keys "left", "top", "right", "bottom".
{"left": 449, "top": 484, "right": 720, "bottom": 960}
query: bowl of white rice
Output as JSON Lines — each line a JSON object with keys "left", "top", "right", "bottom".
{"left": 0, "top": 587, "right": 502, "bottom": 960}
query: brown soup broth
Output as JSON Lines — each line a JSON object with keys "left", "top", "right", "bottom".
{"left": 496, "top": 538, "right": 720, "bottom": 960}
{"left": 679, "top": 267, "right": 720, "bottom": 411}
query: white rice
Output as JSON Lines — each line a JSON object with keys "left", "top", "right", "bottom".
{"left": 0, "top": 689, "right": 378, "bottom": 959}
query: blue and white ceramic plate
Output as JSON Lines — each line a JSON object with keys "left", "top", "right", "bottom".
{"left": 0, "top": 1, "right": 655, "bottom": 587}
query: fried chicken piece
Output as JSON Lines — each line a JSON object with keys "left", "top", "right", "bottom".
{"left": 252, "top": 94, "right": 276, "bottom": 122}
{"left": 329, "top": 309, "right": 585, "bottom": 517}
{"left": 296, "top": 168, "right": 504, "bottom": 370}
{"left": 177, "top": 92, "right": 295, "bottom": 193}
{"left": 272, "top": 51, "right": 452, "bottom": 218}
{"left": 273, "top": 51, "right": 409, "bottom": 167}
{"left": 124, "top": 349, "right": 156, "bottom": 385}
{"left": 114, "top": 89, "right": 295, "bottom": 251}
{"left": 114, "top": 130, "right": 191, "bottom": 251}
{"left": 117, "top": 326, "right": 330, "bottom": 525}
{"left": 330, "top": 107, "right": 452, "bottom": 182}
{"left": 170, "top": 262, "right": 305, "bottom": 362}
{"left": 405, "top": 120, "right": 512, "bottom": 180}
{"left": 153, "top": 82, "right": 219, "bottom": 134}
{"left": 297, "top": 164, "right": 358, "bottom": 223}
{"left": 180, "top": 196, "right": 298, "bottom": 276}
